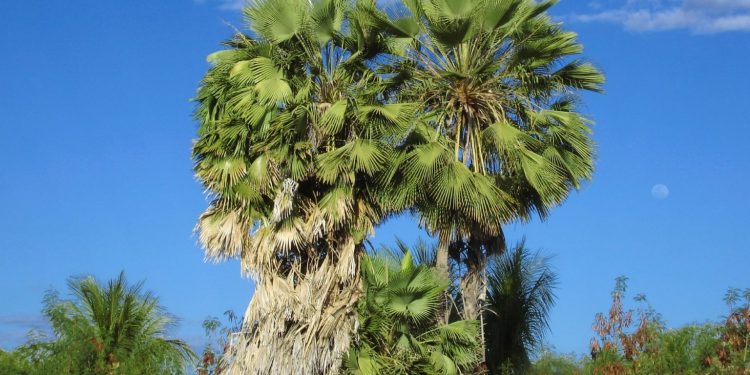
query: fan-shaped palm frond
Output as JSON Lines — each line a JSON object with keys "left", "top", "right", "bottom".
{"left": 346, "top": 250, "right": 481, "bottom": 375}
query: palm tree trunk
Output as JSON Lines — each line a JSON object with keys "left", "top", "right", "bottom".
{"left": 460, "top": 264, "right": 484, "bottom": 321}
{"left": 460, "top": 235, "right": 486, "bottom": 321}
{"left": 435, "top": 230, "right": 451, "bottom": 279}
{"left": 435, "top": 230, "right": 453, "bottom": 324}
{"left": 227, "top": 240, "right": 362, "bottom": 375}
{"left": 460, "top": 235, "right": 489, "bottom": 370}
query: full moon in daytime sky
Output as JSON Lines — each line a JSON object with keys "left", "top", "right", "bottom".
{"left": 651, "top": 184, "right": 670, "bottom": 199}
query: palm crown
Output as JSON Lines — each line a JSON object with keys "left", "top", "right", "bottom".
{"left": 193, "top": 0, "right": 419, "bottom": 373}
{"left": 368, "top": 0, "right": 603, "bottom": 322}
{"left": 376, "top": 0, "right": 603, "bottom": 229}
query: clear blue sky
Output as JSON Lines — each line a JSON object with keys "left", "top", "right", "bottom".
{"left": 1, "top": 0, "right": 749, "bottom": 356}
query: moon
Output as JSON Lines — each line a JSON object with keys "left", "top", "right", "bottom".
{"left": 651, "top": 184, "right": 669, "bottom": 200}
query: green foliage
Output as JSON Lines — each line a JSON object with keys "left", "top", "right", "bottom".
{"left": 193, "top": 0, "right": 416, "bottom": 264}
{"left": 9, "top": 272, "right": 195, "bottom": 375}
{"left": 633, "top": 325, "right": 722, "bottom": 374}
{"left": 346, "top": 250, "right": 481, "bottom": 375}
{"left": 484, "top": 241, "right": 558, "bottom": 374}
{"left": 192, "top": 0, "right": 603, "bottom": 372}
{"left": 584, "top": 324, "right": 732, "bottom": 375}
{"left": 521, "top": 284, "right": 750, "bottom": 375}
{"left": 193, "top": 2, "right": 422, "bottom": 372}
{"left": 197, "top": 311, "right": 242, "bottom": 375}
{"left": 584, "top": 281, "right": 750, "bottom": 375}
{"left": 373, "top": 0, "right": 604, "bottom": 239}
{"left": 528, "top": 351, "right": 585, "bottom": 375}
{"left": 0, "top": 349, "right": 33, "bottom": 375}
{"left": 361, "top": 0, "right": 605, "bottom": 333}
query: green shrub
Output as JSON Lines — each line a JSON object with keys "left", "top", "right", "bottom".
{"left": 528, "top": 351, "right": 585, "bottom": 375}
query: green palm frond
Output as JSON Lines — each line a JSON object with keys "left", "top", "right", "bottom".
{"left": 377, "top": 0, "right": 603, "bottom": 225}
{"left": 244, "top": 0, "right": 307, "bottom": 43}
{"left": 348, "top": 249, "right": 481, "bottom": 375}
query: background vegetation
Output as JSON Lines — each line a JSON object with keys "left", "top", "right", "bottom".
{"left": 1, "top": 266, "right": 747, "bottom": 374}
{"left": 0, "top": 273, "right": 195, "bottom": 375}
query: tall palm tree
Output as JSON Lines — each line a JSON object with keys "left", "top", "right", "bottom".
{"left": 192, "top": 0, "right": 413, "bottom": 373}
{"left": 346, "top": 249, "right": 481, "bottom": 375}
{"left": 484, "top": 242, "right": 557, "bottom": 373}
{"left": 41, "top": 272, "right": 195, "bottom": 375}
{"left": 371, "top": 0, "right": 603, "bottom": 322}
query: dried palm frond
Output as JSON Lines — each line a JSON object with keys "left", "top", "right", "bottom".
{"left": 197, "top": 206, "right": 249, "bottom": 262}
{"left": 227, "top": 252, "right": 361, "bottom": 375}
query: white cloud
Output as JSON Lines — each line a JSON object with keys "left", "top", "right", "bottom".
{"left": 195, "top": 0, "right": 245, "bottom": 11}
{"left": 218, "top": 0, "right": 245, "bottom": 11}
{"left": 573, "top": 0, "right": 750, "bottom": 33}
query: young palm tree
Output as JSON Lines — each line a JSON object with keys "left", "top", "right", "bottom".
{"left": 192, "top": 0, "right": 414, "bottom": 373}
{"left": 346, "top": 250, "right": 481, "bottom": 374}
{"left": 371, "top": 0, "right": 604, "bottom": 321}
{"left": 41, "top": 272, "right": 195, "bottom": 375}
{"left": 484, "top": 242, "right": 557, "bottom": 373}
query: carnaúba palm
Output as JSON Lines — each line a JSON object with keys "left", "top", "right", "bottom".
{"left": 371, "top": 0, "right": 604, "bottom": 321}
{"left": 192, "top": 0, "right": 415, "bottom": 373}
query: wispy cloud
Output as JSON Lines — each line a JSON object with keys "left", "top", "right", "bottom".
{"left": 195, "top": 0, "right": 245, "bottom": 11}
{"left": 0, "top": 314, "right": 47, "bottom": 328}
{"left": 0, "top": 314, "right": 50, "bottom": 350}
{"left": 573, "top": 0, "right": 750, "bottom": 33}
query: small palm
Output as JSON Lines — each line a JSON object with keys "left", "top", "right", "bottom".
{"left": 41, "top": 272, "right": 194, "bottom": 374}
{"left": 348, "top": 250, "right": 481, "bottom": 375}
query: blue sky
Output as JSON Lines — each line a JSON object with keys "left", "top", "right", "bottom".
{"left": 0, "top": 0, "right": 748, "bottom": 356}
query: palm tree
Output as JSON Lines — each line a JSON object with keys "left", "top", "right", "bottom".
{"left": 484, "top": 242, "right": 557, "bottom": 373}
{"left": 371, "top": 0, "right": 604, "bottom": 322}
{"left": 192, "top": 0, "right": 414, "bottom": 373}
{"left": 40, "top": 272, "right": 194, "bottom": 375}
{"left": 346, "top": 249, "right": 481, "bottom": 374}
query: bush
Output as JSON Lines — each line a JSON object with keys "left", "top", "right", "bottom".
{"left": 528, "top": 351, "right": 585, "bottom": 375}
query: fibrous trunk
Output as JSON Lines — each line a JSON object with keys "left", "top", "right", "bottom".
{"left": 226, "top": 239, "right": 361, "bottom": 375}
{"left": 460, "top": 264, "right": 484, "bottom": 321}
{"left": 460, "top": 235, "right": 490, "bottom": 367}
{"left": 435, "top": 230, "right": 453, "bottom": 324}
